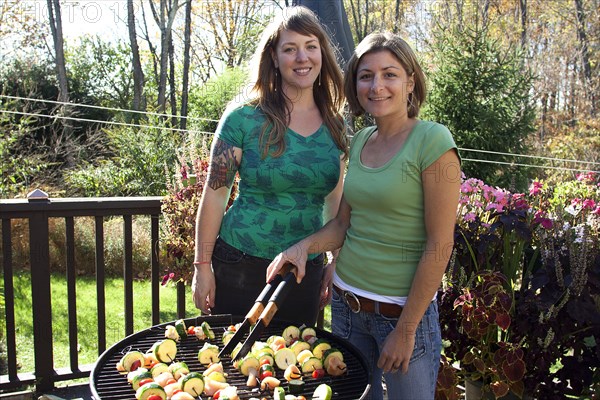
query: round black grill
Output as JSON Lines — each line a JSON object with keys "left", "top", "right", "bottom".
{"left": 90, "top": 314, "right": 370, "bottom": 399}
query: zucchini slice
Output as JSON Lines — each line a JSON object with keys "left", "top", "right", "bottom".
{"left": 152, "top": 339, "right": 177, "bottom": 363}
{"left": 282, "top": 325, "right": 300, "bottom": 346}
{"left": 181, "top": 371, "right": 204, "bottom": 397}
{"left": 274, "top": 347, "right": 297, "bottom": 370}
{"left": 197, "top": 342, "right": 220, "bottom": 365}
{"left": 135, "top": 382, "right": 166, "bottom": 400}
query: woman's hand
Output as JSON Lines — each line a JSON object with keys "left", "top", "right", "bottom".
{"left": 191, "top": 265, "right": 215, "bottom": 314}
{"left": 377, "top": 324, "right": 416, "bottom": 374}
{"left": 266, "top": 243, "right": 308, "bottom": 284}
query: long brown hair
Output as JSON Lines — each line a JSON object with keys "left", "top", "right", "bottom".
{"left": 344, "top": 32, "right": 427, "bottom": 118}
{"left": 249, "top": 6, "right": 348, "bottom": 159}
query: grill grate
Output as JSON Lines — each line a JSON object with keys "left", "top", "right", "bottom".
{"left": 90, "top": 315, "right": 370, "bottom": 399}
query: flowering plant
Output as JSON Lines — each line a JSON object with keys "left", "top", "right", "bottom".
{"left": 437, "top": 173, "right": 600, "bottom": 399}
{"left": 160, "top": 142, "right": 237, "bottom": 285}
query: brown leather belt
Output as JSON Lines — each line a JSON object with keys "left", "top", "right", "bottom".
{"left": 333, "top": 286, "right": 403, "bottom": 318}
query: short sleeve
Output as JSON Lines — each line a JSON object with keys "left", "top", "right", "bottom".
{"left": 214, "top": 105, "right": 248, "bottom": 148}
{"left": 419, "top": 122, "right": 460, "bottom": 170}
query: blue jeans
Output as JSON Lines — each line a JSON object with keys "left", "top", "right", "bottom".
{"left": 331, "top": 289, "right": 442, "bottom": 400}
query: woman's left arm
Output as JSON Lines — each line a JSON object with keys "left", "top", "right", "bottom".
{"left": 378, "top": 149, "right": 461, "bottom": 374}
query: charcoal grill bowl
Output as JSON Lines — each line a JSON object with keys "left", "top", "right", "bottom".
{"left": 90, "top": 314, "right": 371, "bottom": 400}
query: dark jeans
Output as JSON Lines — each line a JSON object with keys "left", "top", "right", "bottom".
{"left": 211, "top": 237, "right": 325, "bottom": 326}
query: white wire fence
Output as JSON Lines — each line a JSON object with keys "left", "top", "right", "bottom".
{"left": 1, "top": 94, "right": 599, "bottom": 174}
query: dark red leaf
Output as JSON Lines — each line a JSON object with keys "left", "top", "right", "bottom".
{"left": 496, "top": 312, "right": 511, "bottom": 330}
{"left": 491, "top": 381, "right": 510, "bottom": 398}
{"left": 503, "top": 358, "right": 526, "bottom": 382}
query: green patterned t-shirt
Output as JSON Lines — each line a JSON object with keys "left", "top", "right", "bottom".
{"left": 216, "top": 105, "right": 342, "bottom": 259}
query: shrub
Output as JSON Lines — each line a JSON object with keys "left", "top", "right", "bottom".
{"left": 65, "top": 119, "right": 182, "bottom": 197}
{"left": 423, "top": 26, "right": 537, "bottom": 191}
{"left": 5, "top": 216, "right": 154, "bottom": 277}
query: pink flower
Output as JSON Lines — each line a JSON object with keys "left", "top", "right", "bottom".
{"left": 593, "top": 206, "right": 600, "bottom": 215}
{"left": 180, "top": 165, "right": 188, "bottom": 180}
{"left": 529, "top": 181, "right": 543, "bottom": 196}
{"left": 460, "top": 182, "right": 473, "bottom": 194}
{"left": 576, "top": 172, "right": 596, "bottom": 182}
{"left": 512, "top": 193, "right": 529, "bottom": 210}
{"left": 582, "top": 199, "right": 596, "bottom": 210}
{"left": 464, "top": 212, "right": 477, "bottom": 222}
{"left": 571, "top": 198, "right": 582, "bottom": 207}
{"left": 161, "top": 274, "right": 170, "bottom": 286}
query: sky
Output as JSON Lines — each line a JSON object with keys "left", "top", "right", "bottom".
{"left": 60, "top": 1, "right": 128, "bottom": 38}
{"left": 15, "top": 0, "right": 132, "bottom": 39}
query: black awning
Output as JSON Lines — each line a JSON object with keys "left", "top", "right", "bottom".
{"left": 293, "top": 0, "right": 355, "bottom": 65}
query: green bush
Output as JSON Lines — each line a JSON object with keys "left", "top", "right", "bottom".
{"left": 0, "top": 110, "right": 47, "bottom": 198}
{"left": 65, "top": 119, "right": 181, "bottom": 197}
{"left": 0, "top": 56, "right": 113, "bottom": 196}
{"left": 423, "top": 26, "right": 537, "bottom": 191}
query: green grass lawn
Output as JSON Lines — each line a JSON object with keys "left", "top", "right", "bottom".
{"left": 5, "top": 271, "right": 331, "bottom": 374}
{"left": 10, "top": 271, "right": 197, "bottom": 373}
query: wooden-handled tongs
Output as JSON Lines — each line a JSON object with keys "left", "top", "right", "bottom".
{"left": 218, "top": 264, "right": 297, "bottom": 360}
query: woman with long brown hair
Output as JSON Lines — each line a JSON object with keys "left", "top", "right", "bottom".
{"left": 191, "top": 6, "right": 348, "bottom": 326}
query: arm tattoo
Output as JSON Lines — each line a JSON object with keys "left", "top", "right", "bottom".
{"left": 208, "top": 139, "right": 239, "bottom": 190}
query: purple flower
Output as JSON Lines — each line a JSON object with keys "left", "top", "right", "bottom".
{"left": 180, "top": 165, "right": 188, "bottom": 180}
{"left": 486, "top": 203, "right": 504, "bottom": 212}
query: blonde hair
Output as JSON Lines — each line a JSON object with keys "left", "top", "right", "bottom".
{"left": 248, "top": 6, "right": 348, "bottom": 159}
{"left": 344, "top": 32, "right": 426, "bottom": 117}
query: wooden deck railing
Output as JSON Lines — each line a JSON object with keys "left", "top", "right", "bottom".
{"left": 0, "top": 193, "right": 177, "bottom": 393}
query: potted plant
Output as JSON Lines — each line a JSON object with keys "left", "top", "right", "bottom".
{"left": 436, "top": 173, "right": 600, "bottom": 399}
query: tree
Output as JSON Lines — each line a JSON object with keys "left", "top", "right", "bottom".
{"left": 423, "top": 25, "right": 537, "bottom": 190}
{"left": 344, "top": 0, "right": 418, "bottom": 42}
{"left": 180, "top": 0, "right": 193, "bottom": 131}
{"left": 0, "top": 1, "right": 48, "bottom": 57}
{"left": 127, "top": 0, "right": 146, "bottom": 117}
{"left": 148, "top": 0, "right": 182, "bottom": 113}
{"left": 66, "top": 36, "right": 135, "bottom": 112}
{"left": 574, "top": 0, "right": 596, "bottom": 117}
{"left": 46, "top": 0, "right": 69, "bottom": 103}
{"left": 193, "top": 0, "right": 270, "bottom": 73}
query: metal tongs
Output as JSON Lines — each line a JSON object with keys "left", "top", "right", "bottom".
{"left": 218, "top": 264, "right": 297, "bottom": 361}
